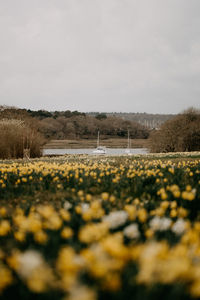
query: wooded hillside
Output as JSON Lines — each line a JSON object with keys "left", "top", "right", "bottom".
{"left": 0, "top": 108, "right": 149, "bottom": 140}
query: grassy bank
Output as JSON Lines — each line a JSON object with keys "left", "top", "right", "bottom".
{"left": 43, "top": 138, "right": 150, "bottom": 149}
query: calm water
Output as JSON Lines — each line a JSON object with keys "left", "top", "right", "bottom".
{"left": 43, "top": 148, "right": 149, "bottom": 156}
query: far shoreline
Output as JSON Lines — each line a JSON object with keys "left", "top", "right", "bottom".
{"left": 43, "top": 138, "right": 150, "bottom": 149}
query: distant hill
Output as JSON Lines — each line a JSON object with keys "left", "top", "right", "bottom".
{"left": 87, "top": 112, "right": 175, "bottom": 129}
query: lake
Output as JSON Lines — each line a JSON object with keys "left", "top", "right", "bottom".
{"left": 43, "top": 148, "right": 149, "bottom": 156}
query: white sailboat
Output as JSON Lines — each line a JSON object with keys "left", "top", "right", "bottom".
{"left": 93, "top": 131, "right": 106, "bottom": 154}
{"left": 125, "top": 129, "right": 132, "bottom": 155}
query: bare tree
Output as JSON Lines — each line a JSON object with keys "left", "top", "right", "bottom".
{"left": 150, "top": 108, "right": 200, "bottom": 152}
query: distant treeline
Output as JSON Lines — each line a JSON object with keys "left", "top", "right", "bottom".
{"left": 88, "top": 112, "right": 175, "bottom": 129}
{"left": 0, "top": 108, "right": 149, "bottom": 140}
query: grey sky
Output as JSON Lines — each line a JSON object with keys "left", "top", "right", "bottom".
{"left": 0, "top": 0, "right": 200, "bottom": 113}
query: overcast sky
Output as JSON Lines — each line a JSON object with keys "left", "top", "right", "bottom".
{"left": 0, "top": 0, "right": 200, "bottom": 114}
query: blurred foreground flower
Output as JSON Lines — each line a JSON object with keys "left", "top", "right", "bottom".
{"left": 15, "top": 250, "right": 55, "bottom": 293}
{"left": 103, "top": 211, "right": 128, "bottom": 229}
{"left": 172, "top": 219, "right": 188, "bottom": 235}
{"left": 123, "top": 223, "right": 140, "bottom": 239}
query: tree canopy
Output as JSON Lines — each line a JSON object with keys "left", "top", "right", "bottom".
{"left": 150, "top": 108, "right": 200, "bottom": 152}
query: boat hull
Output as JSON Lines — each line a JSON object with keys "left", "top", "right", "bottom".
{"left": 93, "top": 147, "right": 106, "bottom": 154}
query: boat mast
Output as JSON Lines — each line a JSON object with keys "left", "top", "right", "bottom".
{"left": 97, "top": 130, "right": 100, "bottom": 148}
{"left": 127, "top": 129, "right": 130, "bottom": 149}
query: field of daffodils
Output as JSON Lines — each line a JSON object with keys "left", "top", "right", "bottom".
{"left": 0, "top": 154, "right": 200, "bottom": 300}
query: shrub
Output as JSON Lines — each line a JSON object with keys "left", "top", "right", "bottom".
{"left": 0, "top": 119, "right": 44, "bottom": 159}
{"left": 150, "top": 108, "right": 200, "bottom": 153}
